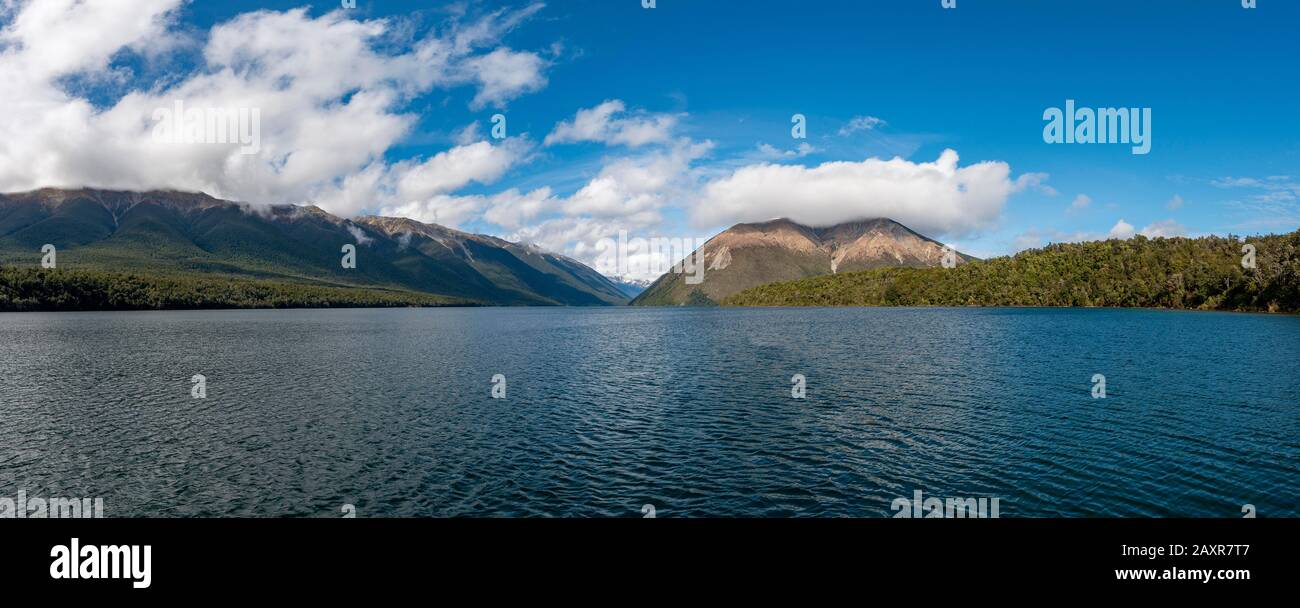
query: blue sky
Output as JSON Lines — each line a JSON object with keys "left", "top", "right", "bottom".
{"left": 1, "top": 0, "right": 1297, "bottom": 273}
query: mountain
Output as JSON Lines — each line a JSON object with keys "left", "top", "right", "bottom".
{"left": 0, "top": 188, "right": 627, "bottom": 307}
{"left": 608, "top": 276, "right": 654, "bottom": 298}
{"left": 631, "top": 218, "right": 974, "bottom": 306}
{"left": 723, "top": 230, "right": 1300, "bottom": 313}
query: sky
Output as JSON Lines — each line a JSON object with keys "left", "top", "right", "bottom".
{"left": 0, "top": 0, "right": 1297, "bottom": 280}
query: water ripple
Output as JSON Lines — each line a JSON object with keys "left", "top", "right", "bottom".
{"left": 0, "top": 307, "right": 1296, "bottom": 517}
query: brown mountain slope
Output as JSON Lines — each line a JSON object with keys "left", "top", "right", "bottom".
{"left": 631, "top": 218, "right": 974, "bottom": 306}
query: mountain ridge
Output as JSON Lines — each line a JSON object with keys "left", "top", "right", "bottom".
{"left": 631, "top": 216, "right": 974, "bottom": 306}
{"left": 0, "top": 188, "right": 628, "bottom": 306}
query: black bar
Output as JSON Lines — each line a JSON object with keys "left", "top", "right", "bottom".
{"left": 4, "top": 518, "right": 1288, "bottom": 597}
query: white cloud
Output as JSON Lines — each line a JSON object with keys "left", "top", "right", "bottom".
{"left": 510, "top": 216, "right": 626, "bottom": 257}
{"left": 452, "top": 121, "right": 481, "bottom": 146}
{"left": 380, "top": 194, "right": 481, "bottom": 228}
{"left": 754, "top": 142, "right": 815, "bottom": 160}
{"left": 461, "top": 47, "right": 548, "bottom": 109}
{"left": 838, "top": 115, "right": 886, "bottom": 136}
{"left": 1139, "top": 219, "right": 1187, "bottom": 238}
{"left": 0, "top": 0, "right": 183, "bottom": 83}
{"left": 562, "top": 141, "right": 711, "bottom": 221}
{"left": 0, "top": 2, "right": 550, "bottom": 212}
{"left": 394, "top": 139, "right": 525, "bottom": 203}
{"left": 378, "top": 137, "right": 710, "bottom": 236}
{"left": 544, "top": 100, "right": 679, "bottom": 148}
{"left": 1070, "top": 194, "right": 1091, "bottom": 211}
{"left": 401, "top": 137, "right": 712, "bottom": 277}
{"left": 366, "top": 137, "right": 530, "bottom": 224}
{"left": 506, "top": 216, "right": 710, "bottom": 282}
{"left": 346, "top": 224, "right": 374, "bottom": 246}
{"left": 482, "top": 187, "right": 556, "bottom": 231}
{"left": 692, "top": 149, "right": 1041, "bottom": 237}
{"left": 1108, "top": 219, "right": 1135, "bottom": 239}
{"left": 1167, "top": 194, "right": 1184, "bottom": 210}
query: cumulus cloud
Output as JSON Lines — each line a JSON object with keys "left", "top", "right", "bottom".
{"left": 390, "top": 186, "right": 558, "bottom": 232}
{"left": 544, "top": 100, "right": 679, "bottom": 148}
{"left": 0, "top": 0, "right": 183, "bottom": 83}
{"left": 402, "top": 138, "right": 709, "bottom": 234}
{"left": 1108, "top": 219, "right": 1136, "bottom": 239}
{"left": 1167, "top": 194, "right": 1184, "bottom": 210}
{"left": 1107, "top": 218, "right": 1189, "bottom": 240}
{"left": 562, "top": 140, "right": 710, "bottom": 221}
{"left": 510, "top": 216, "right": 628, "bottom": 258}
{"left": 1070, "top": 194, "right": 1092, "bottom": 211}
{"left": 691, "top": 149, "right": 1042, "bottom": 237}
{"left": 394, "top": 140, "right": 525, "bottom": 204}
{"left": 461, "top": 47, "right": 548, "bottom": 109}
{"left": 482, "top": 187, "right": 556, "bottom": 231}
{"left": 0, "top": 1, "right": 550, "bottom": 213}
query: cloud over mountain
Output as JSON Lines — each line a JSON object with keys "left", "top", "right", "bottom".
{"left": 692, "top": 149, "right": 1045, "bottom": 238}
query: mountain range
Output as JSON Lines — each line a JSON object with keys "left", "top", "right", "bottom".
{"left": 0, "top": 189, "right": 628, "bottom": 306}
{"left": 0, "top": 188, "right": 995, "bottom": 310}
{"left": 631, "top": 217, "right": 974, "bottom": 305}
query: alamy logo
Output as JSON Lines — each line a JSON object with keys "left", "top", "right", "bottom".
{"left": 1043, "top": 100, "right": 1151, "bottom": 155}
{"left": 0, "top": 491, "right": 104, "bottom": 518}
{"left": 940, "top": 245, "right": 958, "bottom": 269}
{"left": 593, "top": 231, "right": 709, "bottom": 285}
{"left": 152, "top": 100, "right": 262, "bottom": 155}
{"left": 891, "top": 490, "right": 1000, "bottom": 518}
{"left": 50, "top": 539, "right": 151, "bottom": 589}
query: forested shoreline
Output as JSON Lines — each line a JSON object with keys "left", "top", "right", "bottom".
{"left": 7, "top": 231, "right": 1300, "bottom": 313}
{"left": 724, "top": 231, "right": 1300, "bottom": 313}
{"left": 0, "top": 266, "right": 470, "bottom": 311}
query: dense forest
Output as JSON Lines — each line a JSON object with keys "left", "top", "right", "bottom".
{"left": 0, "top": 266, "right": 469, "bottom": 311}
{"left": 724, "top": 231, "right": 1300, "bottom": 313}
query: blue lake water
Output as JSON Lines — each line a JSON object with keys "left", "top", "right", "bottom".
{"left": 0, "top": 307, "right": 1296, "bottom": 517}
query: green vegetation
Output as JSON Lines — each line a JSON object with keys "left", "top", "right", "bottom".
{"left": 0, "top": 266, "right": 472, "bottom": 311}
{"left": 724, "top": 231, "right": 1300, "bottom": 313}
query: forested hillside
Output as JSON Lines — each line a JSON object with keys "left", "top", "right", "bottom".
{"left": 724, "top": 231, "right": 1300, "bottom": 313}
{"left": 0, "top": 266, "right": 466, "bottom": 311}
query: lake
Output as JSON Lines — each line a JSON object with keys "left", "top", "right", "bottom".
{"left": 0, "top": 307, "right": 1296, "bottom": 517}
